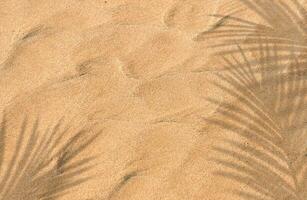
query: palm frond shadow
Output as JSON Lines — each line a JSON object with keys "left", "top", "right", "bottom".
{"left": 206, "top": 43, "right": 307, "bottom": 200}
{"left": 195, "top": 0, "right": 307, "bottom": 61}
{"left": 0, "top": 115, "right": 101, "bottom": 200}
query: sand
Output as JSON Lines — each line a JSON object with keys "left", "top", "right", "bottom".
{"left": 0, "top": 1, "right": 306, "bottom": 200}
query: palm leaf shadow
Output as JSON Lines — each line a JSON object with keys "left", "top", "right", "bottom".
{"left": 0, "top": 115, "right": 101, "bottom": 200}
{"left": 195, "top": 0, "right": 307, "bottom": 63}
{"left": 206, "top": 41, "right": 307, "bottom": 200}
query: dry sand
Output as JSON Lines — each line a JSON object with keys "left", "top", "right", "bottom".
{"left": 0, "top": 1, "right": 306, "bottom": 200}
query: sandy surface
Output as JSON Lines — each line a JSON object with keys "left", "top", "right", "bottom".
{"left": 0, "top": 1, "right": 306, "bottom": 200}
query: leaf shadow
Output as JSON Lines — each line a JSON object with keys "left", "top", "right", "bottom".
{"left": 206, "top": 41, "right": 307, "bottom": 200}
{"left": 0, "top": 115, "right": 102, "bottom": 200}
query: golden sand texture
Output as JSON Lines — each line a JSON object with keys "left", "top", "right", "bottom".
{"left": 0, "top": 1, "right": 307, "bottom": 200}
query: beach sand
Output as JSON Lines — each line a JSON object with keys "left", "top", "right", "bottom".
{"left": 0, "top": 1, "right": 306, "bottom": 200}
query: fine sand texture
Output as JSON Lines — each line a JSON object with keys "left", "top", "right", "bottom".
{"left": 0, "top": 1, "right": 307, "bottom": 200}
